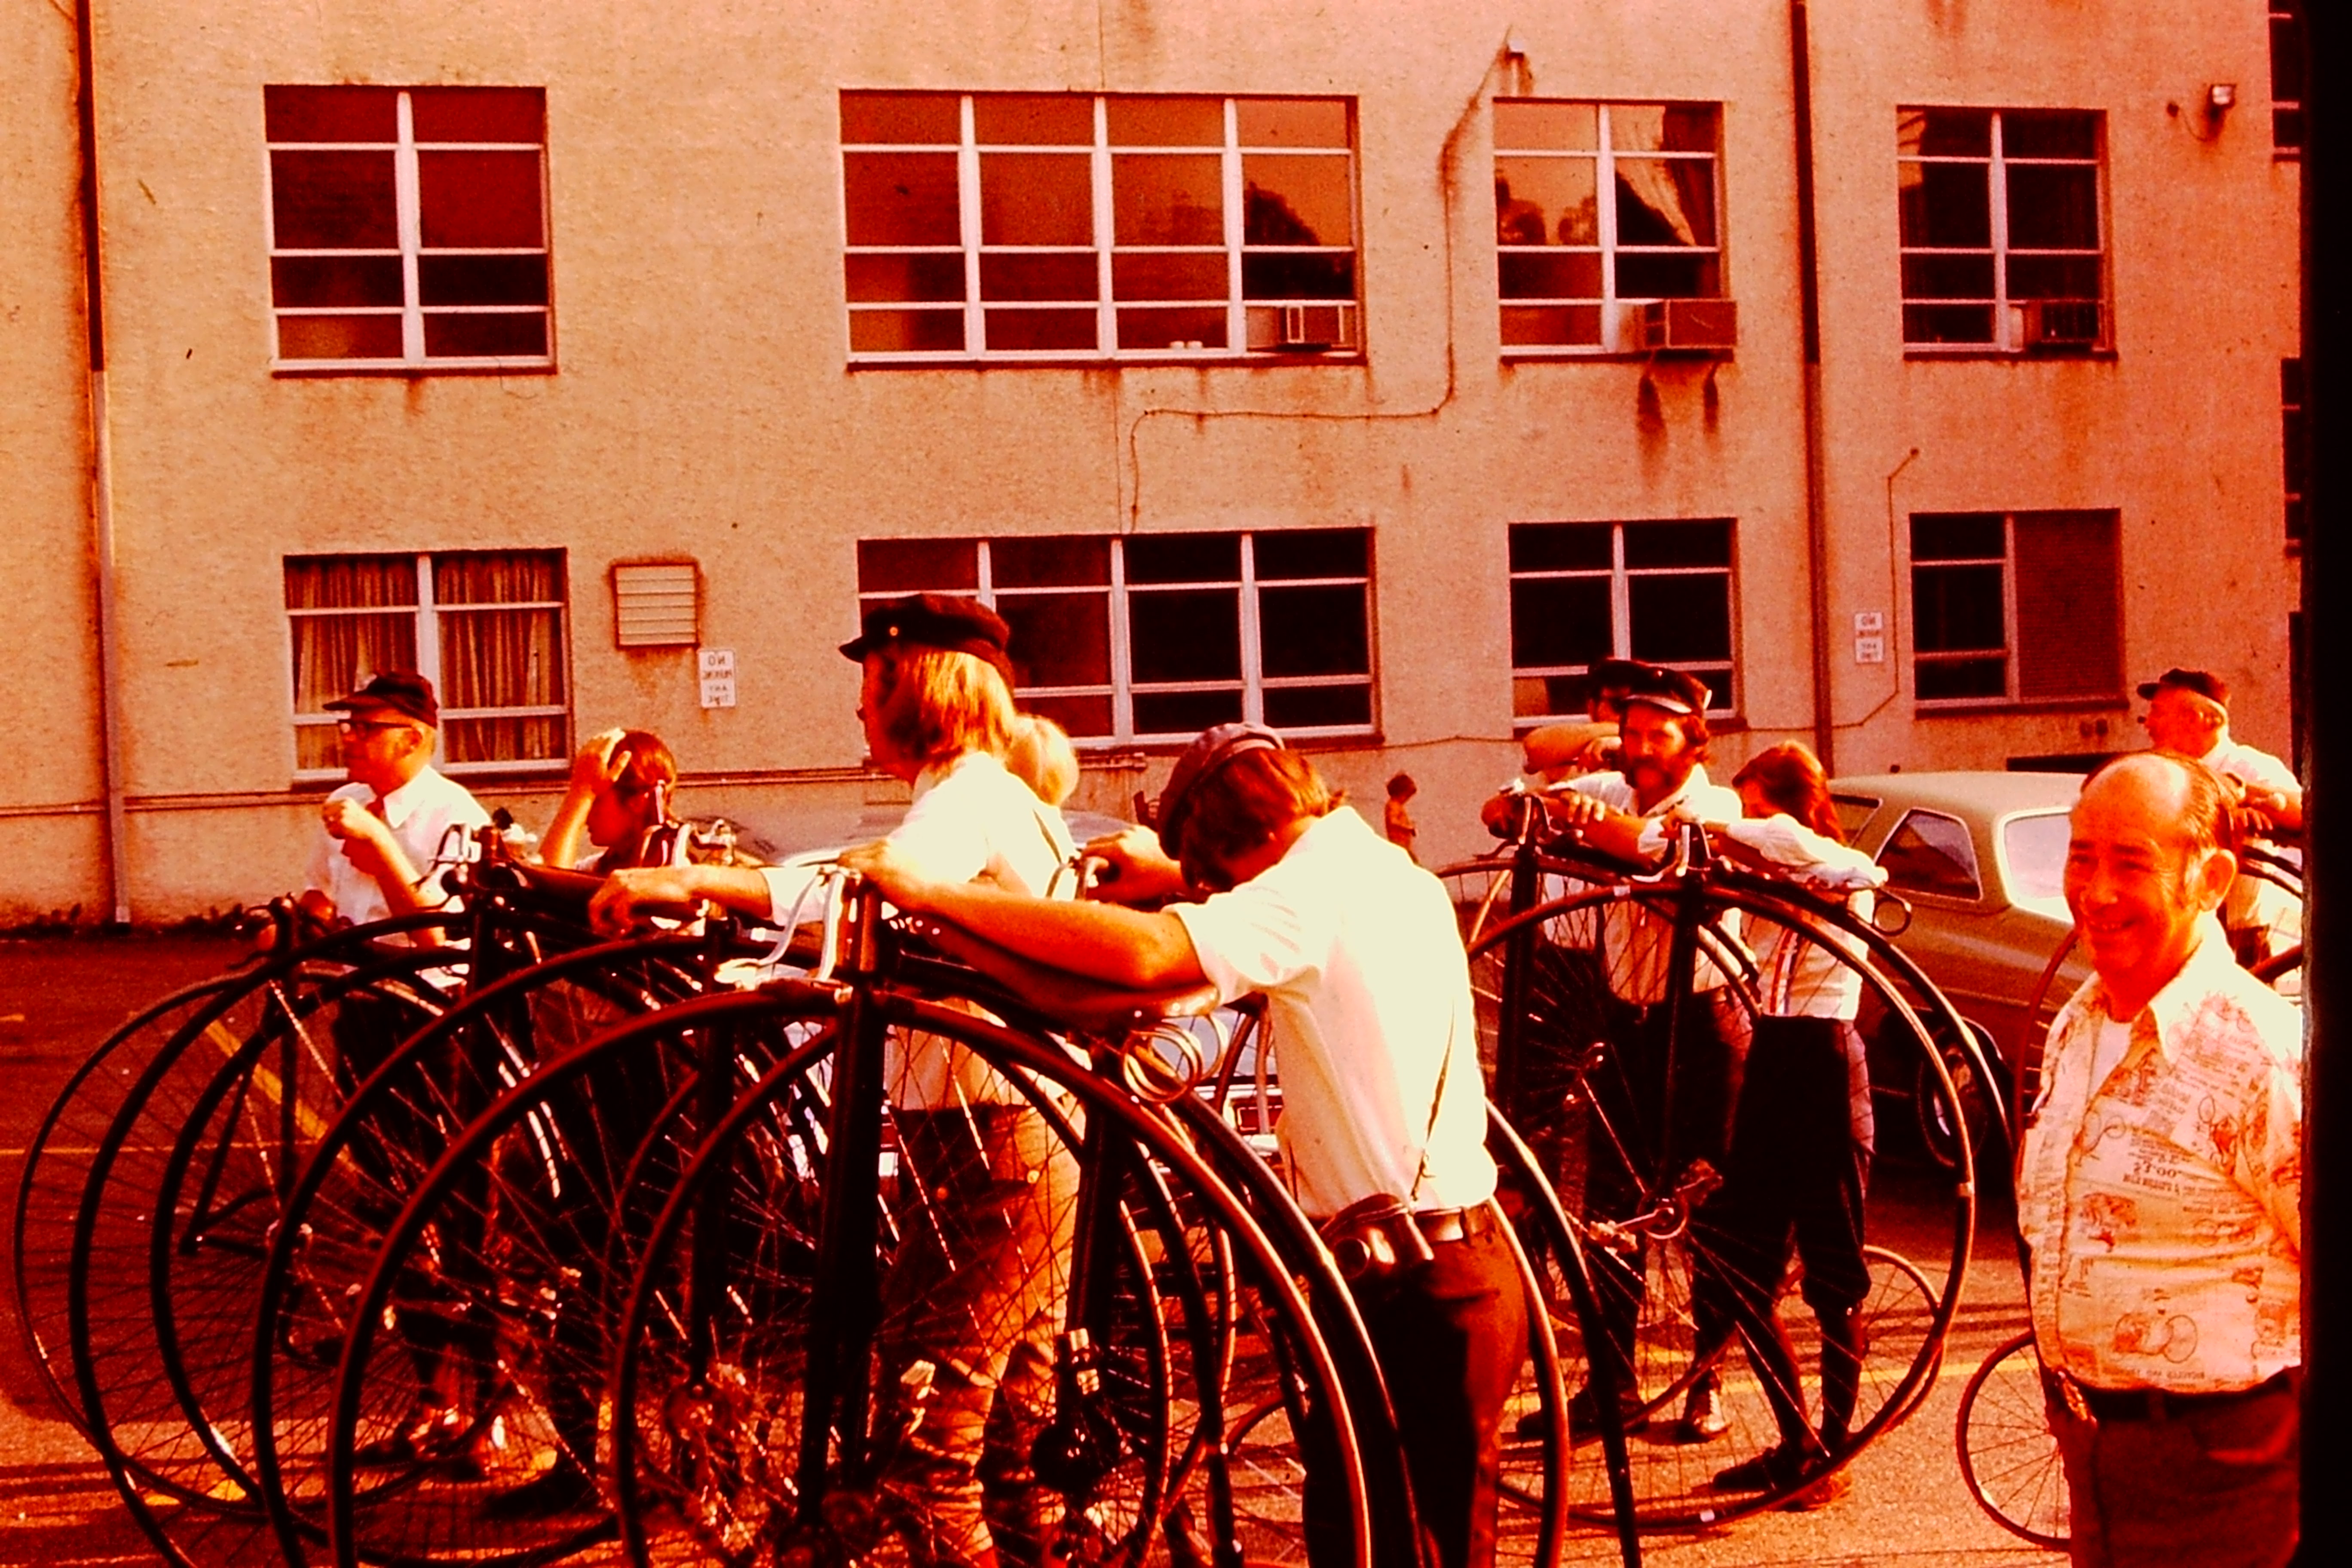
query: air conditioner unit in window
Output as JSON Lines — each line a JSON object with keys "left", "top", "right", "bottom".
{"left": 1246, "top": 302, "right": 1359, "bottom": 352}
{"left": 1638, "top": 298, "right": 1738, "bottom": 355}
{"left": 2020, "top": 299, "right": 2103, "bottom": 350}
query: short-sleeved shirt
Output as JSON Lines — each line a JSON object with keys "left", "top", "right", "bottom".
{"left": 305, "top": 766, "right": 493, "bottom": 927}
{"left": 1566, "top": 764, "right": 1747, "bottom": 1001}
{"left": 1714, "top": 814, "right": 1883, "bottom": 1020}
{"left": 762, "top": 750, "right": 1078, "bottom": 1111}
{"left": 1172, "top": 807, "right": 1497, "bottom": 1220}
{"left": 2198, "top": 735, "right": 2298, "bottom": 796}
{"left": 2018, "top": 920, "right": 2303, "bottom": 1393}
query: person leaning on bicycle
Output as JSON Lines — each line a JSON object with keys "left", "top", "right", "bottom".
{"left": 845, "top": 723, "right": 1527, "bottom": 1568}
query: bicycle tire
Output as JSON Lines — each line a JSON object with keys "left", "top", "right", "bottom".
{"left": 1955, "top": 1329, "right": 2067, "bottom": 1550}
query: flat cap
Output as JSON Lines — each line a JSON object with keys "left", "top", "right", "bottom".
{"left": 2135, "top": 667, "right": 2230, "bottom": 706}
{"left": 324, "top": 670, "right": 438, "bottom": 726}
{"left": 841, "top": 593, "right": 1015, "bottom": 684}
{"left": 1156, "top": 722, "right": 1284, "bottom": 860}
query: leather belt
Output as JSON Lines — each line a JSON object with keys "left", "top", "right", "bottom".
{"left": 1412, "top": 1204, "right": 1495, "bottom": 1246}
{"left": 2064, "top": 1368, "right": 2296, "bottom": 1422}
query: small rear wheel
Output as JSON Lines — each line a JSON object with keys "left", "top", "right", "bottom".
{"left": 1955, "top": 1329, "right": 2067, "bottom": 1550}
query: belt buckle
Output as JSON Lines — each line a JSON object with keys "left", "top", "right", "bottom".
{"left": 2058, "top": 1376, "right": 2091, "bottom": 1422}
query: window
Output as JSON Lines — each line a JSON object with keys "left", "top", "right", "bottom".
{"left": 855, "top": 531, "right": 1372, "bottom": 741}
{"left": 839, "top": 93, "right": 1357, "bottom": 360}
{"left": 1507, "top": 520, "right": 1736, "bottom": 723}
{"left": 1909, "top": 511, "right": 2120, "bottom": 706}
{"left": 1898, "top": 109, "right": 2105, "bottom": 351}
{"left": 1494, "top": 101, "right": 1722, "bottom": 353}
{"left": 265, "top": 85, "right": 551, "bottom": 368}
{"left": 2271, "top": 2, "right": 2306, "bottom": 154}
{"left": 2283, "top": 358, "right": 2308, "bottom": 547}
{"left": 1876, "top": 811, "right": 1983, "bottom": 901}
{"left": 286, "top": 552, "right": 569, "bottom": 775}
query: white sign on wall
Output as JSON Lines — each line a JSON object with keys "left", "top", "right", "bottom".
{"left": 698, "top": 647, "right": 737, "bottom": 709}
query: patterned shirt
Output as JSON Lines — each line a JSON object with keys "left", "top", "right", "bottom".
{"left": 2018, "top": 918, "right": 2303, "bottom": 1392}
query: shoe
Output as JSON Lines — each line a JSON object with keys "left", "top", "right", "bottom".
{"left": 1711, "top": 1440, "right": 1826, "bottom": 1494}
{"left": 1565, "top": 1384, "right": 1647, "bottom": 1436}
{"left": 1779, "top": 1464, "right": 1854, "bottom": 1512}
{"left": 351, "top": 1398, "right": 473, "bottom": 1469}
{"left": 480, "top": 1461, "right": 604, "bottom": 1522}
{"left": 1673, "top": 1376, "right": 1729, "bottom": 1443}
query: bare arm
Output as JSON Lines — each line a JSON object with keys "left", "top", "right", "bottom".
{"left": 590, "top": 861, "right": 778, "bottom": 935}
{"left": 540, "top": 728, "right": 628, "bottom": 868}
{"left": 1540, "top": 790, "right": 1660, "bottom": 864}
{"left": 322, "top": 798, "right": 450, "bottom": 943}
{"left": 841, "top": 839, "right": 1205, "bottom": 989}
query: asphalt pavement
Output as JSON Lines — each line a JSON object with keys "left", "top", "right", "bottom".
{"left": 0, "top": 931, "right": 2063, "bottom": 1568}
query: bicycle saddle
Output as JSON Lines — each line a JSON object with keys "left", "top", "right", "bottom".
{"left": 899, "top": 914, "right": 1222, "bottom": 1036}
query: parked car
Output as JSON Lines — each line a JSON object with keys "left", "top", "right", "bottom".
{"left": 1828, "top": 770, "right": 2092, "bottom": 1170}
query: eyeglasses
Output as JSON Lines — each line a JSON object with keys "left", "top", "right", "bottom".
{"left": 336, "top": 717, "right": 416, "bottom": 737}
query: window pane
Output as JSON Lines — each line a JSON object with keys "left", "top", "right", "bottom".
{"left": 1126, "top": 533, "right": 1239, "bottom": 583}
{"left": 436, "top": 551, "right": 562, "bottom": 604}
{"left": 1510, "top": 522, "right": 1612, "bottom": 573}
{"left": 1112, "top": 253, "right": 1228, "bottom": 301}
{"left": 271, "top": 150, "right": 398, "bottom": 248}
{"left": 438, "top": 604, "right": 566, "bottom": 707}
{"left": 1108, "top": 96, "right": 1223, "bottom": 147}
{"left": 1501, "top": 305, "right": 1602, "bottom": 346}
{"left": 1898, "top": 162, "right": 1990, "bottom": 248}
{"left": 1614, "top": 252, "right": 1720, "bottom": 299}
{"left": 980, "top": 153, "right": 1093, "bottom": 245}
{"left": 418, "top": 151, "right": 543, "bottom": 248}
{"left": 1026, "top": 692, "right": 1114, "bottom": 738}
{"left": 1610, "top": 104, "right": 1718, "bottom": 154}
{"left": 1515, "top": 673, "right": 1592, "bottom": 720}
{"left": 1495, "top": 158, "right": 1599, "bottom": 246}
{"left": 443, "top": 715, "right": 566, "bottom": 766}
{"left": 1135, "top": 689, "right": 1244, "bottom": 734}
{"left": 2006, "top": 255, "right": 2102, "bottom": 301}
{"left": 1493, "top": 101, "right": 1597, "bottom": 151}
{"left": 973, "top": 95, "right": 1094, "bottom": 146}
{"left": 1510, "top": 577, "right": 1613, "bottom": 668}
{"left": 1117, "top": 306, "right": 1228, "bottom": 349}
{"left": 1130, "top": 589, "right": 1241, "bottom": 680}
{"left": 419, "top": 254, "right": 548, "bottom": 306}
{"left": 1256, "top": 530, "right": 1367, "bottom": 579}
{"left": 980, "top": 252, "right": 1099, "bottom": 303}
{"left": 1240, "top": 253, "right": 1354, "bottom": 301}
{"left": 1623, "top": 520, "right": 1732, "bottom": 568}
{"left": 410, "top": 87, "right": 544, "bottom": 144}
{"left": 1916, "top": 657, "right": 2008, "bottom": 702}
{"left": 2013, "top": 511, "right": 2121, "bottom": 700}
{"left": 1877, "top": 812, "right": 1983, "bottom": 898}
{"left": 1899, "top": 108, "right": 1992, "bottom": 158}
{"left": 860, "top": 539, "right": 977, "bottom": 593}
{"left": 844, "top": 153, "right": 961, "bottom": 246}
{"left": 289, "top": 611, "right": 417, "bottom": 712}
{"left": 277, "top": 314, "right": 404, "bottom": 359}
{"left": 846, "top": 252, "right": 966, "bottom": 303}
{"left": 1259, "top": 585, "right": 1368, "bottom": 677}
{"left": 2005, "top": 164, "right": 2099, "bottom": 250}
{"left": 1114, "top": 154, "right": 1224, "bottom": 244}
{"left": 1911, "top": 513, "right": 2004, "bottom": 560}
{"left": 998, "top": 591, "right": 1111, "bottom": 686}
{"left": 422, "top": 312, "right": 548, "bottom": 358}
{"left": 849, "top": 309, "right": 966, "bottom": 352}
{"left": 983, "top": 307, "right": 1096, "bottom": 351}
{"left": 1614, "top": 161, "right": 1715, "bottom": 246}
{"left": 273, "top": 254, "right": 405, "bottom": 308}
{"left": 1902, "top": 303, "right": 1994, "bottom": 344}
{"left": 1911, "top": 564, "right": 2007, "bottom": 653}
{"left": 841, "top": 91, "right": 960, "bottom": 145}
{"left": 2002, "top": 110, "right": 2098, "bottom": 161}
{"left": 1901, "top": 253, "right": 1995, "bottom": 300}
{"left": 1629, "top": 576, "right": 1732, "bottom": 662}
{"left": 265, "top": 86, "right": 400, "bottom": 143}
{"left": 1242, "top": 156, "right": 1351, "bottom": 245}
{"left": 1236, "top": 99, "right": 1348, "bottom": 148}
{"left": 993, "top": 536, "right": 1110, "bottom": 588}
{"left": 1265, "top": 684, "right": 1371, "bottom": 729}
{"left": 287, "top": 556, "right": 418, "bottom": 610}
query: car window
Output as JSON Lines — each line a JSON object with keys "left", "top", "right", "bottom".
{"left": 2001, "top": 811, "right": 2071, "bottom": 903}
{"left": 1832, "top": 793, "right": 1882, "bottom": 843}
{"left": 1876, "top": 809, "right": 1983, "bottom": 900}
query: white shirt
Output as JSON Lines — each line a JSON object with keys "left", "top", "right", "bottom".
{"left": 1173, "top": 807, "right": 1498, "bottom": 1220}
{"left": 761, "top": 751, "right": 1078, "bottom": 1111}
{"left": 2198, "top": 735, "right": 2298, "bottom": 796}
{"left": 1714, "top": 814, "right": 1884, "bottom": 1020}
{"left": 1566, "top": 764, "right": 1747, "bottom": 1001}
{"left": 305, "top": 766, "right": 493, "bottom": 927}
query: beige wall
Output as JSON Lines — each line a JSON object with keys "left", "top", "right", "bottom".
{"left": 0, "top": 0, "right": 2300, "bottom": 919}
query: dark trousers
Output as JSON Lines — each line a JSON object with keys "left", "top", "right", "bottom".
{"left": 1584, "top": 995, "right": 1736, "bottom": 1393}
{"left": 1690, "top": 1017, "right": 1874, "bottom": 1448}
{"left": 1305, "top": 1221, "right": 1528, "bottom": 1568}
{"left": 2046, "top": 1375, "right": 2299, "bottom": 1568}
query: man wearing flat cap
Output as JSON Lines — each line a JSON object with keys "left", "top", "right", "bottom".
{"left": 2136, "top": 668, "right": 2303, "bottom": 833}
{"left": 297, "top": 671, "right": 492, "bottom": 939}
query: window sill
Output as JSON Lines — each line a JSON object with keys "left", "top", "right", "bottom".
{"left": 1501, "top": 349, "right": 1734, "bottom": 364}
{"left": 845, "top": 352, "right": 1367, "bottom": 371}
{"left": 1901, "top": 347, "right": 2117, "bottom": 363}
{"left": 1912, "top": 696, "right": 2125, "bottom": 719}
{"left": 1075, "top": 730, "right": 1381, "bottom": 756}
{"left": 272, "top": 359, "right": 557, "bottom": 378}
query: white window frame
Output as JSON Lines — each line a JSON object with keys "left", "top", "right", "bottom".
{"left": 266, "top": 87, "right": 554, "bottom": 372}
{"left": 1898, "top": 107, "right": 2107, "bottom": 353}
{"left": 1494, "top": 101, "right": 1724, "bottom": 356}
{"left": 857, "top": 532, "right": 1375, "bottom": 742}
{"left": 288, "top": 551, "right": 570, "bottom": 779}
{"left": 840, "top": 93, "right": 1360, "bottom": 363}
{"left": 1506, "top": 519, "right": 1739, "bottom": 725}
{"left": 1908, "top": 515, "right": 2015, "bottom": 707}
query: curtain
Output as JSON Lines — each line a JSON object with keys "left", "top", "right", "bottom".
{"left": 435, "top": 551, "right": 566, "bottom": 763}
